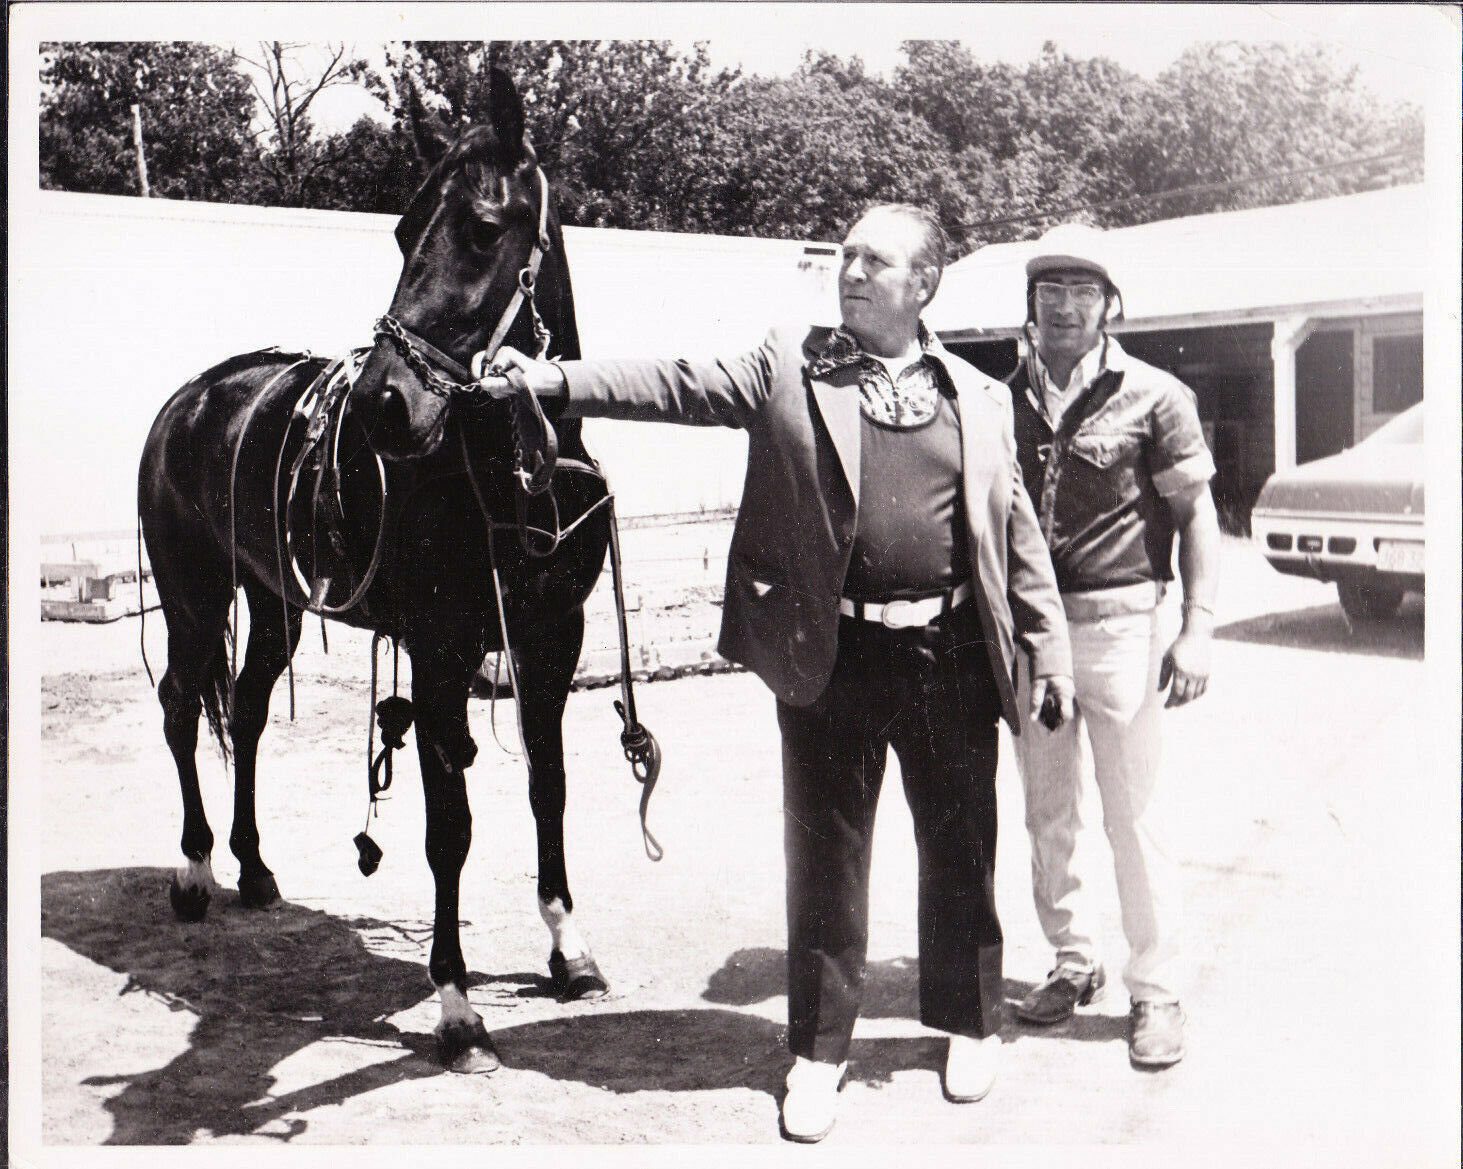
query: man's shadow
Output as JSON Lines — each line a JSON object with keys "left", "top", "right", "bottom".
{"left": 702, "top": 946, "right": 1129, "bottom": 1075}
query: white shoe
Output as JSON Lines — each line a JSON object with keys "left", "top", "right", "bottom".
{"left": 780, "top": 1056, "right": 846, "bottom": 1143}
{"left": 944, "top": 1034, "right": 1000, "bottom": 1102}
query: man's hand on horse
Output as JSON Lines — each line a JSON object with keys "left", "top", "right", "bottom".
{"left": 472, "top": 346, "right": 568, "bottom": 399}
{"left": 1030, "top": 673, "right": 1076, "bottom": 731}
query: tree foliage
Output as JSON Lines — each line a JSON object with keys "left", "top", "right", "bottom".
{"left": 230, "top": 41, "right": 378, "bottom": 208}
{"left": 40, "top": 41, "right": 260, "bottom": 200}
{"left": 1117, "top": 42, "right": 1424, "bottom": 222}
{"left": 374, "top": 40, "right": 743, "bottom": 231}
{"left": 39, "top": 37, "right": 1425, "bottom": 254}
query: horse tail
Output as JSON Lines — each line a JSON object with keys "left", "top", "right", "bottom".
{"left": 200, "top": 624, "right": 236, "bottom": 765}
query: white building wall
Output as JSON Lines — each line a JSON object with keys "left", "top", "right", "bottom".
{"left": 11, "top": 192, "right": 839, "bottom": 536}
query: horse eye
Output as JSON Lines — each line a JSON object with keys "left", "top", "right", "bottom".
{"left": 467, "top": 219, "right": 503, "bottom": 253}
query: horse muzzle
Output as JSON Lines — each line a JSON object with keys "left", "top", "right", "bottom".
{"left": 352, "top": 343, "right": 453, "bottom": 461}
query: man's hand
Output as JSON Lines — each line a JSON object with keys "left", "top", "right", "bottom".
{"left": 1158, "top": 628, "right": 1211, "bottom": 708}
{"left": 471, "top": 345, "right": 568, "bottom": 398}
{"left": 1030, "top": 674, "right": 1076, "bottom": 730}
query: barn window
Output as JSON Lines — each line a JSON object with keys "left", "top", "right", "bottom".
{"left": 1372, "top": 334, "right": 1423, "bottom": 413}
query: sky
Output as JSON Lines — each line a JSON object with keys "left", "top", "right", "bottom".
{"left": 195, "top": 3, "right": 1451, "bottom": 135}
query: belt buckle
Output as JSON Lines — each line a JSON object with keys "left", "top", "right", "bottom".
{"left": 880, "top": 598, "right": 920, "bottom": 629}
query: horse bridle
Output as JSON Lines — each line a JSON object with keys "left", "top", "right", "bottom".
{"left": 373, "top": 165, "right": 561, "bottom": 499}
{"left": 372, "top": 166, "right": 554, "bottom": 399}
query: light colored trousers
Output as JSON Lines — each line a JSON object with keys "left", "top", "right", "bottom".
{"left": 1014, "top": 604, "right": 1182, "bottom": 1003}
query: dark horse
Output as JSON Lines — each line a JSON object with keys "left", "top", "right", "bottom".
{"left": 139, "top": 71, "right": 618, "bottom": 1073}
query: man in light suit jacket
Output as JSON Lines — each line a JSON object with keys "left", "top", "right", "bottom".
{"left": 489, "top": 205, "right": 1074, "bottom": 1142}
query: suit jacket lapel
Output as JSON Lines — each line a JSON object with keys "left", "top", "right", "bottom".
{"left": 810, "top": 376, "right": 861, "bottom": 506}
{"left": 955, "top": 381, "right": 1002, "bottom": 528}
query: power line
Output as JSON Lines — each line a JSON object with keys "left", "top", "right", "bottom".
{"left": 950, "top": 145, "right": 1424, "bottom": 235}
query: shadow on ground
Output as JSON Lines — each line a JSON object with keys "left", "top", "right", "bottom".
{"left": 49, "top": 870, "right": 997, "bottom": 1143}
{"left": 43, "top": 867, "right": 449, "bottom": 1144}
{"left": 1215, "top": 597, "right": 1423, "bottom": 660}
{"left": 701, "top": 947, "right": 1129, "bottom": 1052}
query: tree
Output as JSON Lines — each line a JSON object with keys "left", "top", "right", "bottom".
{"left": 894, "top": 41, "right": 1153, "bottom": 246}
{"left": 40, "top": 41, "right": 260, "bottom": 200}
{"left": 893, "top": 39, "right": 1424, "bottom": 247}
{"left": 1118, "top": 42, "right": 1425, "bottom": 221}
{"left": 378, "top": 40, "right": 743, "bottom": 231}
{"left": 690, "top": 55, "right": 980, "bottom": 244}
{"left": 229, "top": 41, "right": 379, "bottom": 208}
{"left": 301, "top": 117, "right": 423, "bottom": 214}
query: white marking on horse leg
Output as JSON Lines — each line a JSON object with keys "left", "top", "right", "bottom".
{"left": 175, "top": 856, "right": 216, "bottom": 893}
{"left": 434, "top": 982, "right": 482, "bottom": 1037}
{"left": 538, "top": 897, "right": 588, "bottom": 961}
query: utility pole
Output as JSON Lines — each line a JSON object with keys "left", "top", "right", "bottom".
{"left": 130, "top": 103, "right": 151, "bottom": 197}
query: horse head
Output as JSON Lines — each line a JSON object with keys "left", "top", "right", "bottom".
{"left": 353, "top": 69, "right": 575, "bottom": 460}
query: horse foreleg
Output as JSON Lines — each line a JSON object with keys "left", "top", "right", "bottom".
{"left": 228, "top": 584, "right": 302, "bottom": 908}
{"left": 415, "top": 666, "right": 499, "bottom": 1074}
{"left": 516, "top": 609, "right": 609, "bottom": 1001}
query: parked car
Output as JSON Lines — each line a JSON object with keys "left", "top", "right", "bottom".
{"left": 1251, "top": 402, "right": 1424, "bottom": 621}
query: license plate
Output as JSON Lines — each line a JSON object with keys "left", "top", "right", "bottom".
{"left": 1377, "top": 540, "right": 1425, "bottom": 573}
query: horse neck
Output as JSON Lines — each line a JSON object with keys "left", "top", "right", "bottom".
{"left": 539, "top": 203, "right": 582, "bottom": 362}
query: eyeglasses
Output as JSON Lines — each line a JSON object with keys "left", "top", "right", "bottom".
{"left": 1034, "top": 282, "right": 1105, "bottom": 307}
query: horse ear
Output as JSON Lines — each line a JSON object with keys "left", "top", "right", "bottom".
{"left": 404, "top": 81, "right": 452, "bottom": 170}
{"left": 488, "top": 66, "right": 528, "bottom": 165}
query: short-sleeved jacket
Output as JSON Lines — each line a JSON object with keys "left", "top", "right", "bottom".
{"left": 1008, "top": 337, "right": 1215, "bottom": 594}
{"left": 558, "top": 324, "right": 1072, "bottom": 728}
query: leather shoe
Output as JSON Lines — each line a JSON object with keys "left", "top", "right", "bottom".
{"left": 1016, "top": 962, "right": 1106, "bottom": 1024}
{"left": 943, "top": 1034, "right": 1000, "bottom": 1103}
{"left": 780, "top": 1056, "right": 846, "bottom": 1143}
{"left": 1129, "top": 1000, "right": 1185, "bottom": 1067}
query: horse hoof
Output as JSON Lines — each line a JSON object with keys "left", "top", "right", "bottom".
{"left": 238, "top": 869, "right": 281, "bottom": 909}
{"left": 168, "top": 876, "right": 211, "bottom": 922}
{"left": 549, "top": 949, "right": 610, "bottom": 1001}
{"left": 439, "top": 1019, "right": 501, "bottom": 1075}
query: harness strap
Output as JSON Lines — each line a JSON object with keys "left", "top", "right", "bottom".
{"left": 606, "top": 496, "right": 663, "bottom": 862}
{"left": 457, "top": 427, "right": 664, "bottom": 861}
{"left": 502, "top": 365, "right": 558, "bottom": 496}
{"left": 280, "top": 354, "right": 391, "bottom": 617}
{"left": 229, "top": 356, "right": 316, "bottom": 714}
{"left": 481, "top": 169, "right": 553, "bottom": 363}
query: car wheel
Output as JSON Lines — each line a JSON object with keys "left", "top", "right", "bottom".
{"left": 1337, "top": 580, "right": 1404, "bottom": 623}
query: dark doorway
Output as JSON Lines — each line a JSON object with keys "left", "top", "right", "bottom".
{"left": 1295, "top": 330, "right": 1355, "bottom": 463}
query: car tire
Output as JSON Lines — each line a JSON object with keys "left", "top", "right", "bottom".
{"left": 1337, "top": 580, "right": 1404, "bottom": 623}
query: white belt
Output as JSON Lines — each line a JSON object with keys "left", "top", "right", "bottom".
{"left": 839, "top": 581, "right": 973, "bottom": 629}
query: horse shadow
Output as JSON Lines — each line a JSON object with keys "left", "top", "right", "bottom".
{"left": 43, "top": 867, "right": 457, "bottom": 1143}
{"left": 39, "top": 870, "right": 783, "bottom": 1142}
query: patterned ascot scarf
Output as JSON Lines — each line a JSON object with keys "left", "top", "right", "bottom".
{"left": 807, "top": 324, "right": 945, "bottom": 428}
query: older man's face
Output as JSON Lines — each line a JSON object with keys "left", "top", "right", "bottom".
{"left": 838, "top": 212, "right": 932, "bottom": 350}
{"left": 1033, "top": 267, "right": 1107, "bottom": 366}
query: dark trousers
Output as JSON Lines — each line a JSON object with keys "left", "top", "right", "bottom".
{"left": 776, "top": 603, "right": 1005, "bottom": 1064}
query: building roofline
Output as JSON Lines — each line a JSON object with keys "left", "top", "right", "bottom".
{"left": 935, "top": 292, "right": 1424, "bottom": 344}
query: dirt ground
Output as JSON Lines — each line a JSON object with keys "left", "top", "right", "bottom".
{"left": 15, "top": 536, "right": 1460, "bottom": 1161}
